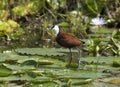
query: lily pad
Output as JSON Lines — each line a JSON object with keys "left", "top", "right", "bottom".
{"left": 15, "top": 48, "right": 78, "bottom": 56}
{"left": 0, "top": 63, "right": 12, "bottom": 77}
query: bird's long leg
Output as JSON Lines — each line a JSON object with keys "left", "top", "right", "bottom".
{"left": 77, "top": 48, "right": 82, "bottom": 69}
{"left": 77, "top": 48, "right": 86, "bottom": 69}
{"left": 69, "top": 48, "right": 73, "bottom": 66}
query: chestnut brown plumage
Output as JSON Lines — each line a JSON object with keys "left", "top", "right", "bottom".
{"left": 51, "top": 25, "right": 84, "bottom": 68}
{"left": 56, "top": 32, "right": 82, "bottom": 48}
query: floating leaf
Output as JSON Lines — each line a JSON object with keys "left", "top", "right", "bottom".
{"left": 3, "top": 64, "right": 35, "bottom": 71}
{"left": 21, "top": 59, "right": 38, "bottom": 67}
{"left": 0, "top": 75, "right": 20, "bottom": 81}
{"left": 0, "top": 53, "right": 19, "bottom": 62}
{"left": 72, "top": 79, "right": 93, "bottom": 85}
{"left": 19, "top": 73, "right": 36, "bottom": 81}
{"left": 38, "top": 82, "right": 59, "bottom": 87}
{"left": 0, "top": 50, "right": 119, "bottom": 86}
{"left": 38, "top": 60, "right": 54, "bottom": 65}
{"left": 26, "top": 71, "right": 37, "bottom": 78}
{"left": 0, "top": 63, "right": 12, "bottom": 77}
{"left": 15, "top": 48, "right": 78, "bottom": 56}
{"left": 82, "top": 56, "right": 120, "bottom": 65}
{"left": 18, "top": 58, "right": 54, "bottom": 67}
{"left": 111, "top": 60, "right": 120, "bottom": 67}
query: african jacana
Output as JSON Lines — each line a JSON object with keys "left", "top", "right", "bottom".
{"left": 50, "top": 25, "right": 84, "bottom": 68}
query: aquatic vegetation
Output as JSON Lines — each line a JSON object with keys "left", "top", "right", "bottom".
{"left": 0, "top": 50, "right": 120, "bottom": 86}
{"left": 0, "top": 0, "right": 120, "bottom": 86}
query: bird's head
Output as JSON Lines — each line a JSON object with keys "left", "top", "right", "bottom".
{"left": 50, "top": 25, "right": 60, "bottom": 35}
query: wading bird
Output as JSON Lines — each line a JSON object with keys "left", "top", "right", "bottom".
{"left": 50, "top": 25, "right": 84, "bottom": 68}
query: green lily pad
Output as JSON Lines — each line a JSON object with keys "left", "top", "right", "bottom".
{"left": 0, "top": 63, "right": 12, "bottom": 77}
{"left": 15, "top": 48, "right": 78, "bottom": 56}
{"left": 72, "top": 79, "right": 93, "bottom": 85}
{"left": 112, "top": 60, "right": 120, "bottom": 67}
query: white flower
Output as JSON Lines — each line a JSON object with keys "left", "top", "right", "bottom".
{"left": 90, "top": 17, "right": 106, "bottom": 26}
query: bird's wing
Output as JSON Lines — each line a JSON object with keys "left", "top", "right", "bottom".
{"left": 65, "top": 32, "right": 85, "bottom": 44}
{"left": 56, "top": 32, "right": 82, "bottom": 47}
{"left": 60, "top": 32, "right": 79, "bottom": 39}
